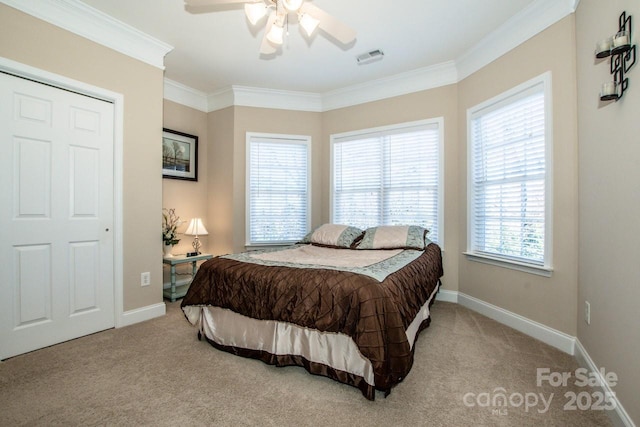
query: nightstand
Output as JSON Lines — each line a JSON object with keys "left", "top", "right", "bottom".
{"left": 162, "top": 253, "right": 213, "bottom": 302}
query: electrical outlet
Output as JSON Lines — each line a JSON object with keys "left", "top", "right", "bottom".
{"left": 584, "top": 301, "right": 591, "bottom": 325}
{"left": 141, "top": 272, "right": 151, "bottom": 287}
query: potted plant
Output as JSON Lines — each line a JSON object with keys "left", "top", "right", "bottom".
{"left": 162, "top": 208, "right": 181, "bottom": 257}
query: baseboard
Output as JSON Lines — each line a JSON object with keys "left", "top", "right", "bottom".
{"left": 456, "top": 292, "right": 576, "bottom": 355}
{"left": 574, "top": 340, "right": 636, "bottom": 427}
{"left": 435, "top": 289, "right": 459, "bottom": 303}
{"left": 116, "top": 302, "right": 166, "bottom": 328}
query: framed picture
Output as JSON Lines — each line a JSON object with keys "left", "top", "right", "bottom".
{"left": 162, "top": 128, "right": 198, "bottom": 181}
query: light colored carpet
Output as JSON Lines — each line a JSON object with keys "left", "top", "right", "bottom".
{"left": 0, "top": 301, "right": 612, "bottom": 426}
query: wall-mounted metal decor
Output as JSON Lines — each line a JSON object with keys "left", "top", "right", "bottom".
{"left": 595, "top": 11, "right": 636, "bottom": 102}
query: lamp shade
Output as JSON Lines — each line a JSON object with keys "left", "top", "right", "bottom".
{"left": 244, "top": 2, "right": 267, "bottom": 26}
{"left": 185, "top": 218, "right": 208, "bottom": 236}
{"left": 266, "top": 23, "right": 284, "bottom": 45}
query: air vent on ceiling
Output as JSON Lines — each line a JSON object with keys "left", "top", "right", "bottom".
{"left": 356, "top": 49, "right": 384, "bottom": 65}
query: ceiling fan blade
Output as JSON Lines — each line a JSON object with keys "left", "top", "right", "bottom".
{"left": 300, "top": 3, "right": 356, "bottom": 45}
{"left": 260, "top": 13, "right": 278, "bottom": 55}
{"left": 185, "top": 0, "right": 253, "bottom": 5}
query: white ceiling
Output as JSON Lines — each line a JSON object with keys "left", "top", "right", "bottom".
{"left": 78, "top": 0, "right": 539, "bottom": 95}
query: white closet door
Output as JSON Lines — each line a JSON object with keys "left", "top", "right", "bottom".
{"left": 0, "top": 72, "right": 115, "bottom": 360}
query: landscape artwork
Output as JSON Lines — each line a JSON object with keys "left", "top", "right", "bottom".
{"left": 162, "top": 128, "right": 198, "bottom": 181}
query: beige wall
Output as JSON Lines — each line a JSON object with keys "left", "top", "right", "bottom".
{"left": 457, "top": 16, "right": 579, "bottom": 335}
{"left": 576, "top": 0, "right": 640, "bottom": 421}
{"left": 0, "top": 4, "right": 164, "bottom": 312}
{"left": 162, "top": 100, "right": 209, "bottom": 255}
{"left": 206, "top": 107, "right": 235, "bottom": 255}
{"left": 322, "top": 86, "right": 460, "bottom": 292}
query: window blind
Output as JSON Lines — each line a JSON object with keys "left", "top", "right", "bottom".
{"left": 247, "top": 135, "right": 309, "bottom": 244}
{"left": 469, "top": 83, "right": 547, "bottom": 265}
{"left": 332, "top": 122, "right": 441, "bottom": 243}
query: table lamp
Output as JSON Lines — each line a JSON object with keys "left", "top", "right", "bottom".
{"left": 185, "top": 218, "right": 208, "bottom": 256}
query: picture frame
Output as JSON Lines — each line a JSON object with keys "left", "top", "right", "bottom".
{"left": 162, "top": 128, "right": 198, "bottom": 181}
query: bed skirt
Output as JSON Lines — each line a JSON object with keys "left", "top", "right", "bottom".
{"left": 183, "top": 281, "right": 440, "bottom": 400}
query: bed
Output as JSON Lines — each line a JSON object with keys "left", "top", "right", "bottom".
{"left": 181, "top": 224, "right": 443, "bottom": 400}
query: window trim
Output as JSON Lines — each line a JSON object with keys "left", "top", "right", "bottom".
{"left": 245, "top": 132, "right": 312, "bottom": 247}
{"left": 466, "top": 72, "right": 553, "bottom": 276}
{"left": 329, "top": 118, "right": 444, "bottom": 247}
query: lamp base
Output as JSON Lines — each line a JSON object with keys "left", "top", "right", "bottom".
{"left": 186, "top": 251, "right": 199, "bottom": 257}
{"left": 191, "top": 236, "right": 202, "bottom": 255}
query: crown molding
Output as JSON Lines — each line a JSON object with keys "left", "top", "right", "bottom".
{"left": 456, "top": 0, "right": 579, "bottom": 80}
{"left": 322, "top": 61, "right": 458, "bottom": 111}
{"left": 0, "top": 0, "right": 173, "bottom": 69}
{"left": 207, "top": 87, "right": 236, "bottom": 112}
{"left": 572, "top": 0, "right": 581, "bottom": 12}
{"left": 196, "top": 62, "right": 456, "bottom": 113}
{"left": 204, "top": 86, "right": 322, "bottom": 113}
{"left": 231, "top": 86, "right": 323, "bottom": 112}
{"left": 164, "top": 79, "right": 209, "bottom": 112}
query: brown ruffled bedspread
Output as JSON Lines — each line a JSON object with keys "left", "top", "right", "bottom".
{"left": 181, "top": 243, "right": 443, "bottom": 398}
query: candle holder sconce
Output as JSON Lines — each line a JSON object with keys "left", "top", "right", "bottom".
{"left": 596, "top": 11, "right": 636, "bottom": 102}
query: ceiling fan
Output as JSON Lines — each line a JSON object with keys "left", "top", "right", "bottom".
{"left": 184, "top": 0, "right": 357, "bottom": 55}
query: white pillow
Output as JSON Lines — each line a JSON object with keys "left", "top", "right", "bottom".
{"left": 356, "top": 225, "right": 428, "bottom": 250}
{"left": 300, "top": 224, "right": 363, "bottom": 248}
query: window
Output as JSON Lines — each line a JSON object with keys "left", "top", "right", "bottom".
{"left": 467, "top": 73, "right": 552, "bottom": 275}
{"left": 331, "top": 119, "right": 443, "bottom": 244}
{"left": 246, "top": 133, "right": 310, "bottom": 245}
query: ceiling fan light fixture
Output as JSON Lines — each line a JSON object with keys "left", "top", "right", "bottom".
{"left": 299, "top": 13, "right": 319, "bottom": 36}
{"left": 245, "top": 2, "right": 268, "bottom": 26}
{"left": 282, "top": 0, "right": 303, "bottom": 12}
{"left": 266, "top": 22, "right": 285, "bottom": 45}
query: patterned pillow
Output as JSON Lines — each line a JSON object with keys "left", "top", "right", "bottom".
{"left": 356, "top": 225, "right": 429, "bottom": 250}
{"left": 300, "top": 224, "right": 364, "bottom": 248}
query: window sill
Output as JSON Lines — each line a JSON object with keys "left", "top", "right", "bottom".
{"left": 245, "top": 242, "right": 297, "bottom": 251}
{"left": 463, "top": 252, "right": 553, "bottom": 277}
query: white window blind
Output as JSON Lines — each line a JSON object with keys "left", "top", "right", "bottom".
{"left": 332, "top": 120, "right": 442, "bottom": 243}
{"left": 247, "top": 134, "right": 310, "bottom": 245}
{"left": 469, "top": 78, "right": 549, "bottom": 267}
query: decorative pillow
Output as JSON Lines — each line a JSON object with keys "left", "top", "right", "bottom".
{"left": 300, "top": 224, "right": 364, "bottom": 248}
{"left": 356, "top": 225, "right": 429, "bottom": 250}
